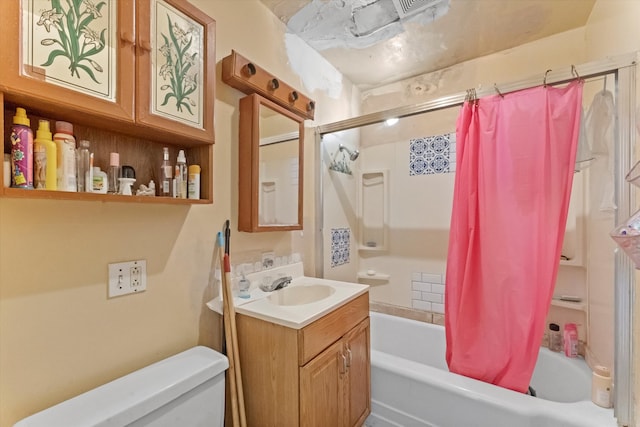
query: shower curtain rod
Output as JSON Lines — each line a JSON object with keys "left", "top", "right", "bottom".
{"left": 316, "top": 52, "right": 637, "bottom": 135}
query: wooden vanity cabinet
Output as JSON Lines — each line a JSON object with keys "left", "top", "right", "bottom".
{"left": 236, "top": 292, "right": 371, "bottom": 427}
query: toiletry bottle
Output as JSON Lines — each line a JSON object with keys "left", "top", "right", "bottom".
{"left": 34, "top": 120, "right": 57, "bottom": 190}
{"left": 175, "top": 149, "right": 187, "bottom": 199}
{"left": 53, "top": 121, "right": 77, "bottom": 192}
{"left": 92, "top": 166, "right": 108, "bottom": 193}
{"left": 107, "top": 152, "right": 120, "bottom": 194}
{"left": 238, "top": 273, "right": 250, "bottom": 299}
{"left": 159, "top": 147, "right": 172, "bottom": 197}
{"left": 563, "top": 323, "right": 578, "bottom": 358}
{"left": 591, "top": 365, "right": 612, "bottom": 408}
{"left": 188, "top": 164, "right": 201, "bottom": 199}
{"left": 76, "top": 140, "right": 91, "bottom": 192}
{"left": 9, "top": 107, "right": 33, "bottom": 188}
{"left": 548, "top": 323, "right": 562, "bottom": 352}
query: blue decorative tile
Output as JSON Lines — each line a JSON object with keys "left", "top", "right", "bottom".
{"left": 410, "top": 133, "right": 456, "bottom": 175}
{"left": 330, "top": 227, "right": 350, "bottom": 267}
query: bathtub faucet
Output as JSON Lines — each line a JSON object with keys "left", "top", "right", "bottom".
{"left": 260, "top": 276, "right": 292, "bottom": 292}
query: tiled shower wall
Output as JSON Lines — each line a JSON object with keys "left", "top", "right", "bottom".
{"left": 411, "top": 272, "right": 445, "bottom": 314}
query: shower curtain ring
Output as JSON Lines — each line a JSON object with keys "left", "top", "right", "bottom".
{"left": 494, "top": 83, "right": 504, "bottom": 98}
{"left": 571, "top": 65, "right": 581, "bottom": 80}
{"left": 543, "top": 69, "right": 552, "bottom": 87}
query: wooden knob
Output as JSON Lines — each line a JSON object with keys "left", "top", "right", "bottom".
{"left": 139, "top": 40, "right": 152, "bottom": 52}
{"left": 120, "top": 31, "right": 135, "bottom": 45}
{"left": 307, "top": 101, "right": 315, "bottom": 112}
{"left": 289, "top": 91, "right": 299, "bottom": 102}
{"left": 269, "top": 79, "right": 279, "bottom": 90}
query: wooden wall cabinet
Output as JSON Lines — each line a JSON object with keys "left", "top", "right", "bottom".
{"left": 236, "top": 293, "right": 371, "bottom": 427}
{"left": 0, "top": 0, "right": 215, "bottom": 203}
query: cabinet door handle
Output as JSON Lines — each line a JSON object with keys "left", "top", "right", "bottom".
{"left": 120, "top": 31, "right": 135, "bottom": 45}
{"left": 341, "top": 353, "right": 347, "bottom": 374}
{"left": 139, "top": 40, "right": 152, "bottom": 52}
{"left": 346, "top": 348, "right": 352, "bottom": 367}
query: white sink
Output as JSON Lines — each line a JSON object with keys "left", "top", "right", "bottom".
{"left": 207, "top": 262, "right": 369, "bottom": 329}
{"left": 267, "top": 284, "right": 336, "bottom": 306}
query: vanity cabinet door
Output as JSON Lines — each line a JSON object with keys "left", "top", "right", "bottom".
{"left": 0, "top": 0, "right": 135, "bottom": 122}
{"left": 345, "top": 318, "right": 371, "bottom": 427}
{"left": 135, "top": 0, "right": 215, "bottom": 143}
{"left": 300, "top": 339, "right": 347, "bottom": 427}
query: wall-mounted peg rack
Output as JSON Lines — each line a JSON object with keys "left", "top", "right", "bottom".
{"left": 221, "top": 50, "right": 315, "bottom": 120}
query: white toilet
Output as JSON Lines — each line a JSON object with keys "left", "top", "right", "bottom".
{"left": 14, "top": 346, "right": 228, "bottom": 427}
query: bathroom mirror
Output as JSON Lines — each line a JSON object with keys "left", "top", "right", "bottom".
{"left": 238, "top": 93, "right": 304, "bottom": 232}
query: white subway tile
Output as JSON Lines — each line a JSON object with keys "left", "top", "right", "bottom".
{"left": 422, "top": 273, "right": 442, "bottom": 284}
{"left": 432, "top": 303, "right": 445, "bottom": 314}
{"left": 412, "top": 300, "right": 432, "bottom": 311}
{"left": 422, "top": 292, "right": 442, "bottom": 303}
{"left": 431, "top": 284, "right": 446, "bottom": 295}
{"left": 412, "top": 281, "right": 431, "bottom": 292}
{"left": 412, "top": 290, "right": 422, "bottom": 300}
{"left": 411, "top": 272, "right": 422, "bottom": 281}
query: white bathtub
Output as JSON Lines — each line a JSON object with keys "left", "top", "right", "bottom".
{"left": 365, "top": 311, "right": 616, "bottom": 427}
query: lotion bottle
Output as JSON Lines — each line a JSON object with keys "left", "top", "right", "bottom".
{"left": 188, "top": 164, "right": 201, "bottom": 199}
{"left": 92, "top": 166, "right": 108, "bottom": 194}
{"left": 34, "top": 120, "right": 57, "bottom": 190}
{"left": 53, "top": 121, "right": 76, "bottom": 191}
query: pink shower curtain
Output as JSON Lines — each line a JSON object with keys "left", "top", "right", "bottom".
{"left": 445, "top": 81, "right": 583, "bottom": 393}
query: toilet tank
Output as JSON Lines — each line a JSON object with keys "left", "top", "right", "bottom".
{"left": 14, "top": 346, "right": 228, "bottom": 427}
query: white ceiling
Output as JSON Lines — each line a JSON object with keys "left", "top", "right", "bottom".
{"left": 260, "top": 0, "right": 596, "bottom": 90}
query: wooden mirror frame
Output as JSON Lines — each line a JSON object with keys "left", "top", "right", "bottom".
{"left": 238, "top": 93, "right": 304, "bottom": 232}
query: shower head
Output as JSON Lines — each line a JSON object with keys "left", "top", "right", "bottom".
{"left": 339, "top": 144, "right": 360, "bottom": 161}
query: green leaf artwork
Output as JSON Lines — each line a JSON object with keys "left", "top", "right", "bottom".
{"left": 37, "top": 0, "right": 107, "bottom": 84}
{"left": 158, "top": 15, "right": 199, "bottom": 115}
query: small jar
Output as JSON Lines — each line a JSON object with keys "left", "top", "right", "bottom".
{"left": 548, "top": 323, "right": 562, "bottom": 352}
{"left": 591, "top": 365, "right": 612, "bottom": 408}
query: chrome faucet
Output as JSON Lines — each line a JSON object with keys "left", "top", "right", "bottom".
{"left": 260, "top": 276, "right": 292, "bottom": 292}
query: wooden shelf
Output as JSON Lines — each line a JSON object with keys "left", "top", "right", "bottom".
{"left": 1, "top": 187, "right": 210, "bottom": 205}
{"left": 2, "top": 94, "right": 213, "bottom": 204}
{"left": 551, "top": 299, "right": 586, "bottom": 312}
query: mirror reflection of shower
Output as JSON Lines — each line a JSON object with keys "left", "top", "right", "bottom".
{"left": 329, "top": 143, "right": 360, "bottom": 175}
{"left": 340, "top": 144, "right": 360, "bottom": 161}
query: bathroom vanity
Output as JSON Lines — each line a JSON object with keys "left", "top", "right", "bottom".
{"left": 209, "top": 263, "right": 370, "bottom": 426}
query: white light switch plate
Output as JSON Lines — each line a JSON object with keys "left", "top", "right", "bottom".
{"left": 108, "top": 260, "right": 147, "bottom": 298}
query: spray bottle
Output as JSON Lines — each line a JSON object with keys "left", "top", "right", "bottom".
{"left": 9, "top": 107, "right": 33, "bottom": 188}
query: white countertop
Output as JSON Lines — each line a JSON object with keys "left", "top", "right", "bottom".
{"left": 206, "top": 263, "right": 369, "bottom": 329}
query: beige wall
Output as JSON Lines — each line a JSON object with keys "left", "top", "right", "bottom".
{"left": 0, "top": 1, "right": 359, "bottom": 425}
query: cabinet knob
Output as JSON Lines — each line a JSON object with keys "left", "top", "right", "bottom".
{"left": 269, "top": 79, "right": 279, "bottom": 90}
{"left": 120, "top": 31, "right": 135, "bottom": 45}
{"left": 139, "top": 40, "right": 152, "bottom": 52}
{"left": 289, "top": 91, "right": 299, "bottom": 102}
